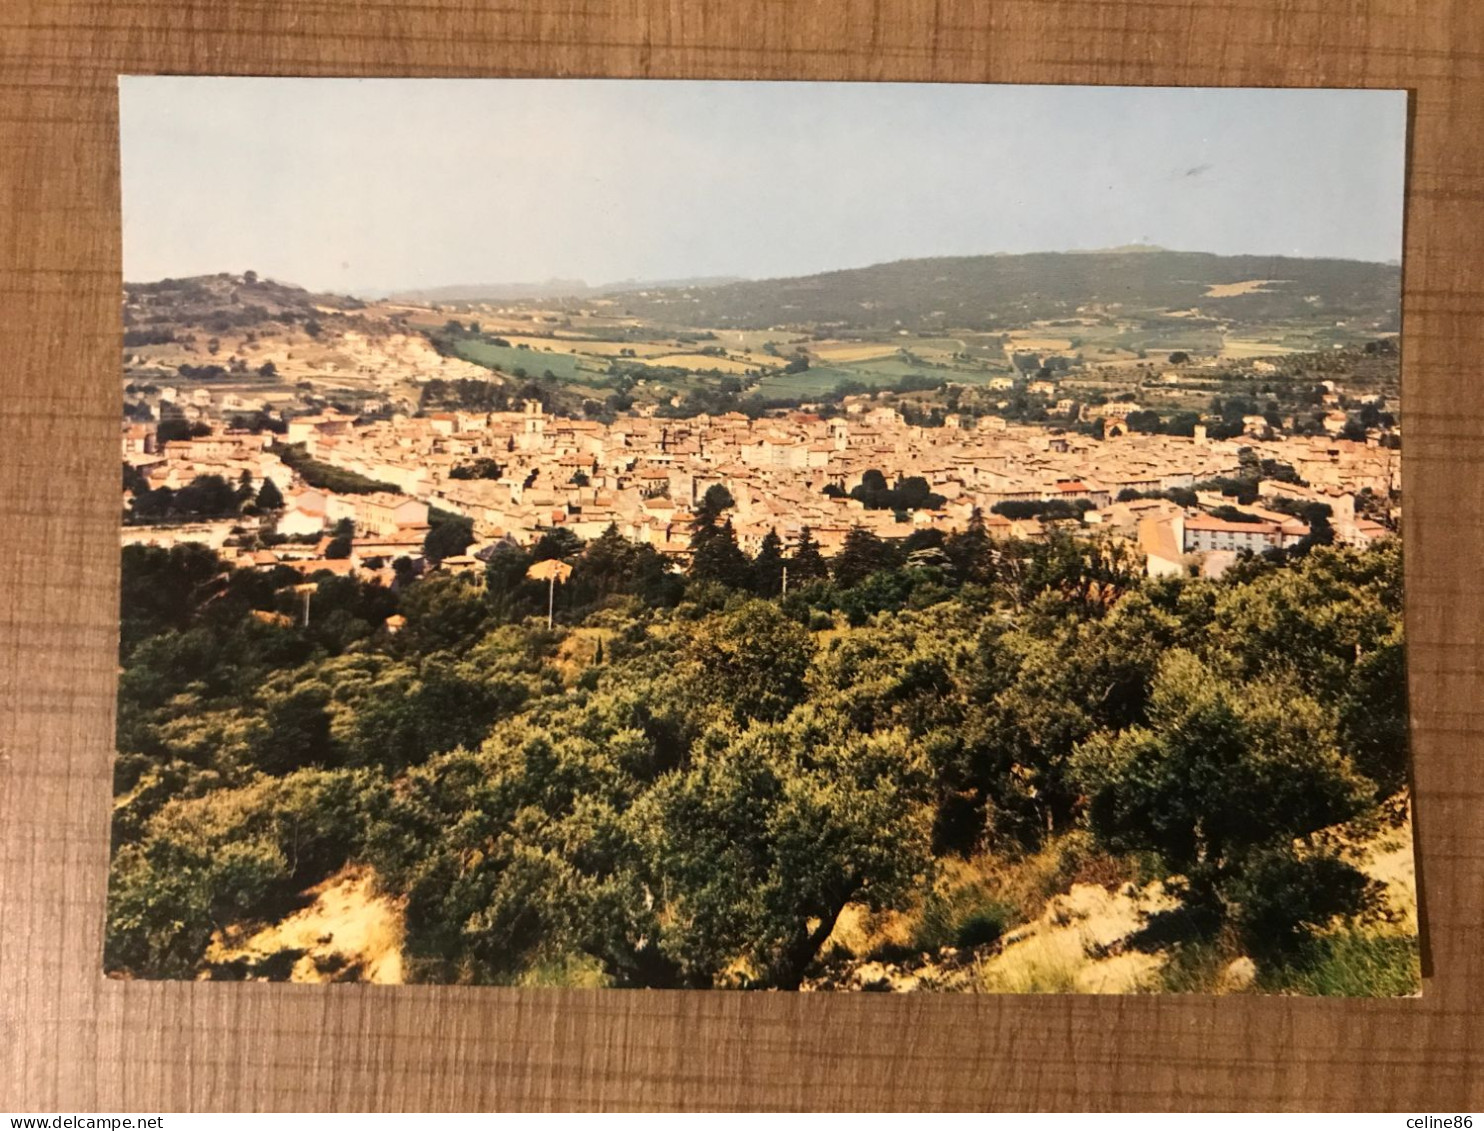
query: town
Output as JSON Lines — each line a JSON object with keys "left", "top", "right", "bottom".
{"left": 121, "top": 379, "right": 1398, "bottom": 586}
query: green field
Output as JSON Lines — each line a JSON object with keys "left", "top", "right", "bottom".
{"left": 453, "top": 340, "right": 608, "bottom": 384}
{"left": 849, "top": 356, "right": 1003, "bottom": 383}
{"left": 751, "top": 365, "right": 864, "bottom": 397}
{"left": 754, "top": 357, "right": 1003, "bottom": 398}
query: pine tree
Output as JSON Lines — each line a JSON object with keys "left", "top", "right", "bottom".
{"left": 689, "top": 518, "right": 752, "bottom": 589}
{"left": 945, "top": 506, "right": 994, "bottom": 585}
{"left": 691, "top": 484, "right": 736, "bottom": 536}
{"left": 688, "top": 484, "right": 743, "bottom": 586}
{"left": 255, "top": 477, "right": 285, "bottom": 510}
{"left": 788, "top": 525, "right": 828, "bottom": 583}
{"left": 577, "top": 523, "right": 636, "bottom": 597}
{"left": 832, "top": 527, "right": 898, "bottom": 589}
{"left": 752, "top": 528, "right": 785, "bottom": 596}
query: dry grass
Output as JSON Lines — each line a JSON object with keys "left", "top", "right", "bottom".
{"left": 645, "top": 353, "right": 759, "bottom": 373}
{"left": 1005, "top": 334, "right": 1075, "bottom": 352}
{"left": 552, "top": 626, "right": 614, "bottom": 684}
{"left": 1218, "top": 337, "right": 1302, "bottom": 359}
{"left": 1346, "top": 810, "right": 1419, "bottom": 935}
{"left": 811, "top": 342, "right": 901, "bottom": 363}
{"left": 978, "top": 880, "right": 1174, "bottom": 993}
{"left": 820, "top": 833, "right": 1166, "bottom": 994}
{"left": 1204, "top": 278, "right": 1286, "bottom": 298}
{"left": 205, "top": 866, "right": 405, "bottom": 983}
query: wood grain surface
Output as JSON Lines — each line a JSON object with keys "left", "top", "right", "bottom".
{"left": 2, "top": 0, "right": 1482, "bottom": 1112}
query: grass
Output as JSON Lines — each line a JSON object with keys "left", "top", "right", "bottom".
{"left": 752, "top": 365, "right": 870, "bottom": 397}
{"left": 1155, "top": 938, "right": 1234, "bottom": 994}
{"left": 983, "top": 963, "right": 1083, "bottom": 994}
{"left": 896, "top": 832, "right": 1139, "bottom": 958}
{"left": 1256, "top": 932, "right": 1420, "bottom": 997}
{"left": 515, "top": 953, "right": 612, "bottom": 989}
{"left": 810, "top": 342, "right": 903, "bottom": 363}
{"left": 909, "top": 883, "right": 1017, "bottom": 952}
{"left": 452, "top": 340, "right": 605, "bottom": 384}
{"left": 644, "top": 353, "right": 759, "bottom": 374}
{"left": 498, "top": 334, "right": 673, "bottom": 358}
{"left": 1151, "top": 928, "right": 1420, "bottom": 997}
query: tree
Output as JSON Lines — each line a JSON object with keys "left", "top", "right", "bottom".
{"left": 424, "top": 518, "right": 474, "bottom": 565}
{"left": 156, "top": 418, "right": 209, "bottom": 444}
{"left": 788, "top": 526, "right": 828, "bottom": 584}
{"left": 532, "top": 527, "right": 584, "bottom": 563}
{"left": 689, "top": 518, "right": 752, "bottom": 589}
{"left": 450, "top": 458, "right": 503, "bottom": 481}
{"left": 752, "top": 529, "right": 785, "bottom": 596}
{"left": 850, "top": 470, "right": 946, "bottom": 512}
{"left": 1071, "top": 651, "right": 1376, "bottom": 955}
{"left": 325, "top": 534, "right": 353, "bottom": 559}
{"left": 831, "top": 527, "right": 899, "bottom": 589}
{"left": 169, "top": 474, "right": 240, "bottom": 518}
{"left": 255, "top": 478, "right": 284, "bottom": 510}
{"left": 945, "top": 507, "right": 994, "bottom": 585}
{"left": 652, "top": 707, "right": 932, "bottom": 988}
{"left": 122, "top": 462, "right": 150, "bottom": 497}
{"left": 691, "top": 484, "right": 736, "bottom": 531}
{"left": 689, "top": 600, "right": 814, "bottom": 724}
{"left": 105, "top": 769, "right": 386, "bottom": 978}
{"left": 118, "top": 543, "right": 228, "bottom": 658}
{"left": 395, "top": 574, "right": 490, "bottom": 654}
{"left": 250, "top": 681, "right": 336, "bottom": 774}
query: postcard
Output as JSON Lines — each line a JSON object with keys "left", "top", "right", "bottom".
{"left": 110, "top": 78, "right": 1415, "bottom": 994}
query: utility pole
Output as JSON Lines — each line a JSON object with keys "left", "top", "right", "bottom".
{"left": 526, "top": 558, "right": 572, "bottom": 632}
{"left": 781, "top": 563, "right": 788, "bottom": 597}
{"left": 293, "top": 582, "right": 317, "bottom": 627}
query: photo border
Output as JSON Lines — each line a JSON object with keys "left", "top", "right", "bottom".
{"left": 2, "top": 0, "right": 1479, "bottom": 1110}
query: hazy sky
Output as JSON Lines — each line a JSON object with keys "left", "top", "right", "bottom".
{"left": 119, "top": 78, "right": 1408, "bottom": 293}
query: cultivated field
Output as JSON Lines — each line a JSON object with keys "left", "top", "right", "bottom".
{"left": 1204, "top": 278, "right": 1288, "bottom": 298}
{"left": 645, "top": 353, "right": 761, "bottom": 374}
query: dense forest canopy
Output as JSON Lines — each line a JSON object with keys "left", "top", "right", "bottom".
{"left": 108, "top": 518, "right": 1413, "bottom": 993}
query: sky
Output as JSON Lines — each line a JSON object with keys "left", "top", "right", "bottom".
{"left": 118, "top": 78, "right": 1409, "bottom": 294}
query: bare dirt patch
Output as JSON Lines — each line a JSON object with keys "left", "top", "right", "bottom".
{"left": 1204, "top": 279, "right": 1287, "bottom": 298}
{"left": 204, "top": 866, "right": 405, "bottom": 983}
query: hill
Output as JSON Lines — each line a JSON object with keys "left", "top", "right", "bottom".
{"left": 385, "top": 275, "right": 745, "bottom": 304}
{"left": 592, "top": 250, "right": 1401, "bottom": 333}
{"left": 122, "top": 273, "right": 500, "bottom": 398}
{"left": 124, "top": 272, "right": 367, "bottom": 333}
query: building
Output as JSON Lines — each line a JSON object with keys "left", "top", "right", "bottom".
{"left": 1182, "top": 515, "right": 1284, "bottom": 554}
{"left": 356, "top": 492, "right": 430, "bottom": 536}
